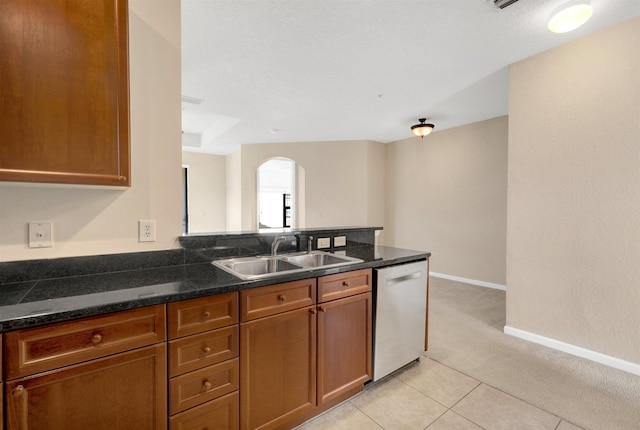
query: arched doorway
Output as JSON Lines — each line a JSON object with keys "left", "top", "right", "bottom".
{"left": 257, "top": 158, "right": 296, "bottom": 229}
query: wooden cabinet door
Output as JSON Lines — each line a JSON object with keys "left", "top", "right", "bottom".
{"left": 5, "top": 344, "right": 167, "bottom": 430}
{"left": 0, "top": 0, "right": 130, "bottom": 186}
{"left": 240, "top": 306, "right": 316, "bottom": 430}
{"left": 317, "top": 292, "right": 372, "bottom": 405}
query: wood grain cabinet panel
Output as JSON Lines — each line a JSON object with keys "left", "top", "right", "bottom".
{"left": 240, "top": 306, "right": 317, "bottom": 430}
{"left": 168, "top": 292, "right": 238, "bottom": 339}
{"left": 169, "top": 358, "right": 239, "bottom": 415}
{"left": 240, "top": 278, "right": 316, "bottom": 322}
{"left": 4, "top": 305, "right": 166, "bottom": 379}
{"left": 169, "top": 391, "right": 239, "bottom": 430}
{"left": 317, "top": 292, "right": 372, "bottom": 405}
{"left": 4, "top": 343, "right": 167, "bottom": 430}
{"left": 0, "top": 0, "right": 130, "bottom": 186}
{"left": 169, "top": 325, "right": 238, "bottom": 377}
{"left": 317, "top": 268, "right": 372, "bottom": 303}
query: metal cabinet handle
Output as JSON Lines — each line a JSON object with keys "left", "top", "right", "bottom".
{"left": 203, "top": 380, "right": 212, "bottom": 391}
{"left": 318, "top": 306, "right": 325, "bottom": 312}
{"left": 203, "top": 310, "right": 211, "bottom": 319}
{"left": 342, "top": 281, "right": 350, "bottom": 287}
{"left": 202, "top": 345, "right": 211, "bottom": 354}
{"left": 278, "top": 295, "right": 286, "bottom": 302}
{"left": 91, "top": 333, "right": 103, "bottom": 345}
{"left": 310, "top": 308, "right": 317, "bottom": 314}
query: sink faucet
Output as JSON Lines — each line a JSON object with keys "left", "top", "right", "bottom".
{"left": 307, "top": 236, "right": 313, "bottom": 253}
{"left": 271, "top": 236, "right": 287, "bottom": 256}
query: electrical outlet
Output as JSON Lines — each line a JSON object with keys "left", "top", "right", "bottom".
{"left": 29, "top": 221, "right": 53, "bottom": 248}
{"left": 317, "top": 237, "right": 330, "bottom": 249}
{"left": 139, "top": 220, "right": 156, "bottom": 242}
{"left": 334, "top": 236, "right": 346, "bottom": 247}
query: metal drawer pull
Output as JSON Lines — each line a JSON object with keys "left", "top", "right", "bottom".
{"left": 91, "top": 333, "right": 103, "bottom": 345}
{"left": 203, "top": 310, "right": 211, "bottom": 319}
{"left": 202, "top": 345, "right": 211, "bottom": 354}
{"left": 386, "top": 271, "right": 422, "bottom": 287}
{"left": 278, "top": 295, "right": 286, "bottom": 302}
{"left": 202, "top": 380, "right": 212, "bottom": 391}
{"left": 342, "top": 281, "right": 350, "bottom": 287}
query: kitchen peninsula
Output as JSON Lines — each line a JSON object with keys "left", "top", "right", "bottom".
{"left": 0, "top": 227, "right": 429, "bottom": 430}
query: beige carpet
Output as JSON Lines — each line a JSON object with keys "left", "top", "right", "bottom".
{"left": 425, "top": 277, "right": 640, "bottom": 430}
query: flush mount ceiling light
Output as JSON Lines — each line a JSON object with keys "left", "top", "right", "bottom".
{"left": 411, "top": 118, "right": 435, "bottom": 138}
{"left": 548, "top": 1, "right": 593, "bottom": 33}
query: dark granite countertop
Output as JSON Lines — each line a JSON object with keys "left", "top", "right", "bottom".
{"left": 0, "top": 245, "right": 429, "bottom": 333}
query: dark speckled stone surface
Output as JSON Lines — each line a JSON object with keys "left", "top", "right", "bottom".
{"left": 0, "top": 229, "right": 429, "bottom": 333}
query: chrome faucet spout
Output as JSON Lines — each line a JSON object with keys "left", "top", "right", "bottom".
{"left": 307, "top": 236, "right": 313, "bottom": 253}
{"left": 271, "top": 236, "right": 287, "bottom": 256}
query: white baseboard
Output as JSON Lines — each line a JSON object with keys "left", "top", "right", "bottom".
{"left": 504, "top": 325, "right": 640, "bottom": 376}
{"left": 430, "top": 272, "right": 507, "bottom": 291}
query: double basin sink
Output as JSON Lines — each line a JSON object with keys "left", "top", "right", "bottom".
{"left": 212, "top": 250, "right": 363, "bottom": 280}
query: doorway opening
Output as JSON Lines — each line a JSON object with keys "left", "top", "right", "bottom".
{"left": 181, "top": 165, "right": 189, "bottom": 234}
{"left": 257, "top": 158, "right": 296, "bottom": 229}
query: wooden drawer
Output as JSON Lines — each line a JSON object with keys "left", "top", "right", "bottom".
{"left": 169, "top": 325, "right": 238, "bottom": 377}
{"left": 240, "top": 278, "right": 316, "bottom": 322}
{"left": 169, "top": 358, "right": 239, "bottom": 414}
{"left": 169, "top": 391, "right": 239, "bottom": 430}
{"left": 4, "top": 305, "right": 166, "bottom": 380}
{"left": 168, "top": 292, "right": 238, "bottom": 339}
{"left": 318, "top": 268, "right": 372, "bottom": 303}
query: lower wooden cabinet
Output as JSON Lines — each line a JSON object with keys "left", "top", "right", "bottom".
{"left": 167, "top": 292, "right": 240, "bottom": 430}
{"left": 0, "top": 270, "right": 373, "bottom": 430}
{"left": 317, "top": 291, "right": 372, "bottom": 405}
{"left": 240, "top": 270, "right": 372, "bottom": 430}
{"left": 5, "top": 343, "right": 167, "bottom": 430}
{"left": 240, "top": 306, "right": 317, "bottom": 430}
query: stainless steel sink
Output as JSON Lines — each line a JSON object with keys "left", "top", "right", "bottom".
{"left": 282, "top": 252, "right": 357, "bottom": 268}
{"left": 220, "top": 257, "right": 302, "bottom": 277}
{"left": 212, "top": 251, "right": 363, "bottom": 280}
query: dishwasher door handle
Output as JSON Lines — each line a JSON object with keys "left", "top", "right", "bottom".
{"left": 386, "top": 271, "right": 422, "bottom": 286}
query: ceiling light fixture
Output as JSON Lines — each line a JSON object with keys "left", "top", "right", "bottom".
{"left": 547, "top": 1, "right": 593, "bottom": 33}
{"left": 411, "top": 118, "right": 435, "bottom": 138}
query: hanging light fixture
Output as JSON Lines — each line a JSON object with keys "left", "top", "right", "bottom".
{"left": 548, "top": 1, "right": 593, "bottom": 33}
{"left": 411, "top": 118, "right": 435, "bottom": 138}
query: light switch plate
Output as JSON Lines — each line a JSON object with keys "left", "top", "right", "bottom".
{"left": 334, "top": 236, "right": 346, "bottom": 247}
{"left": 29, "top": 221, "right": 53, "bottom": 248}
{"left": 317, "top": 237, "right": 330, "bottom": 249}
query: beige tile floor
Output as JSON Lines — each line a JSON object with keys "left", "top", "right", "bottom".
{"left": 296, "top": 356, "right": 582, "bottom": 430}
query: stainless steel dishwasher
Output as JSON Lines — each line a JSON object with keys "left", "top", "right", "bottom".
{"left": 373, "top": 260, "right": 428, "bottom": 381}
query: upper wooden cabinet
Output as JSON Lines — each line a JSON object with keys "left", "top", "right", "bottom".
{"left": 0, "top": 0, "right": 130, "bottom": 186}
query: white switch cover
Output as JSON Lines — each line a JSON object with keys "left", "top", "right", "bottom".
{"left": 317, "top": 237, "right": 330, "bottom": 249}
{"left": 334, "top": 236, "right": 346, "bottom": 247}
{"left": 29, "top": 222, "right": 53, "bottom": 248}
{"left": 139, "top": 220, "right": 156, "bottom": 242}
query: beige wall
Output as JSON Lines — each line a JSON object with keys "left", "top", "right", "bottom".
{"left": 225, "top": 150, "right": 243, "bottom": 231}
{"left": 182, "top": 152, "right": 227, "bottom": 233}
{"left": 0, "top": 0, "right": 182, "bottom": 262}
{"left": 233, "top": 141, "right": 385, "bottom": 231}
{"left": 385, "top": 117, "right": 508, "bottom": 285}
{"left": 506, "top": 18, "right": 640, "bottom": 363}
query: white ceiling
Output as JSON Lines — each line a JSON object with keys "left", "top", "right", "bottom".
{"left": 181, "top": 0, "right": 640, "bottom": 155}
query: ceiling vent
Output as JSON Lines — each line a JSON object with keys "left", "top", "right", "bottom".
{"left": 494, "top": 0, "right": 519, "bottom": 9}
